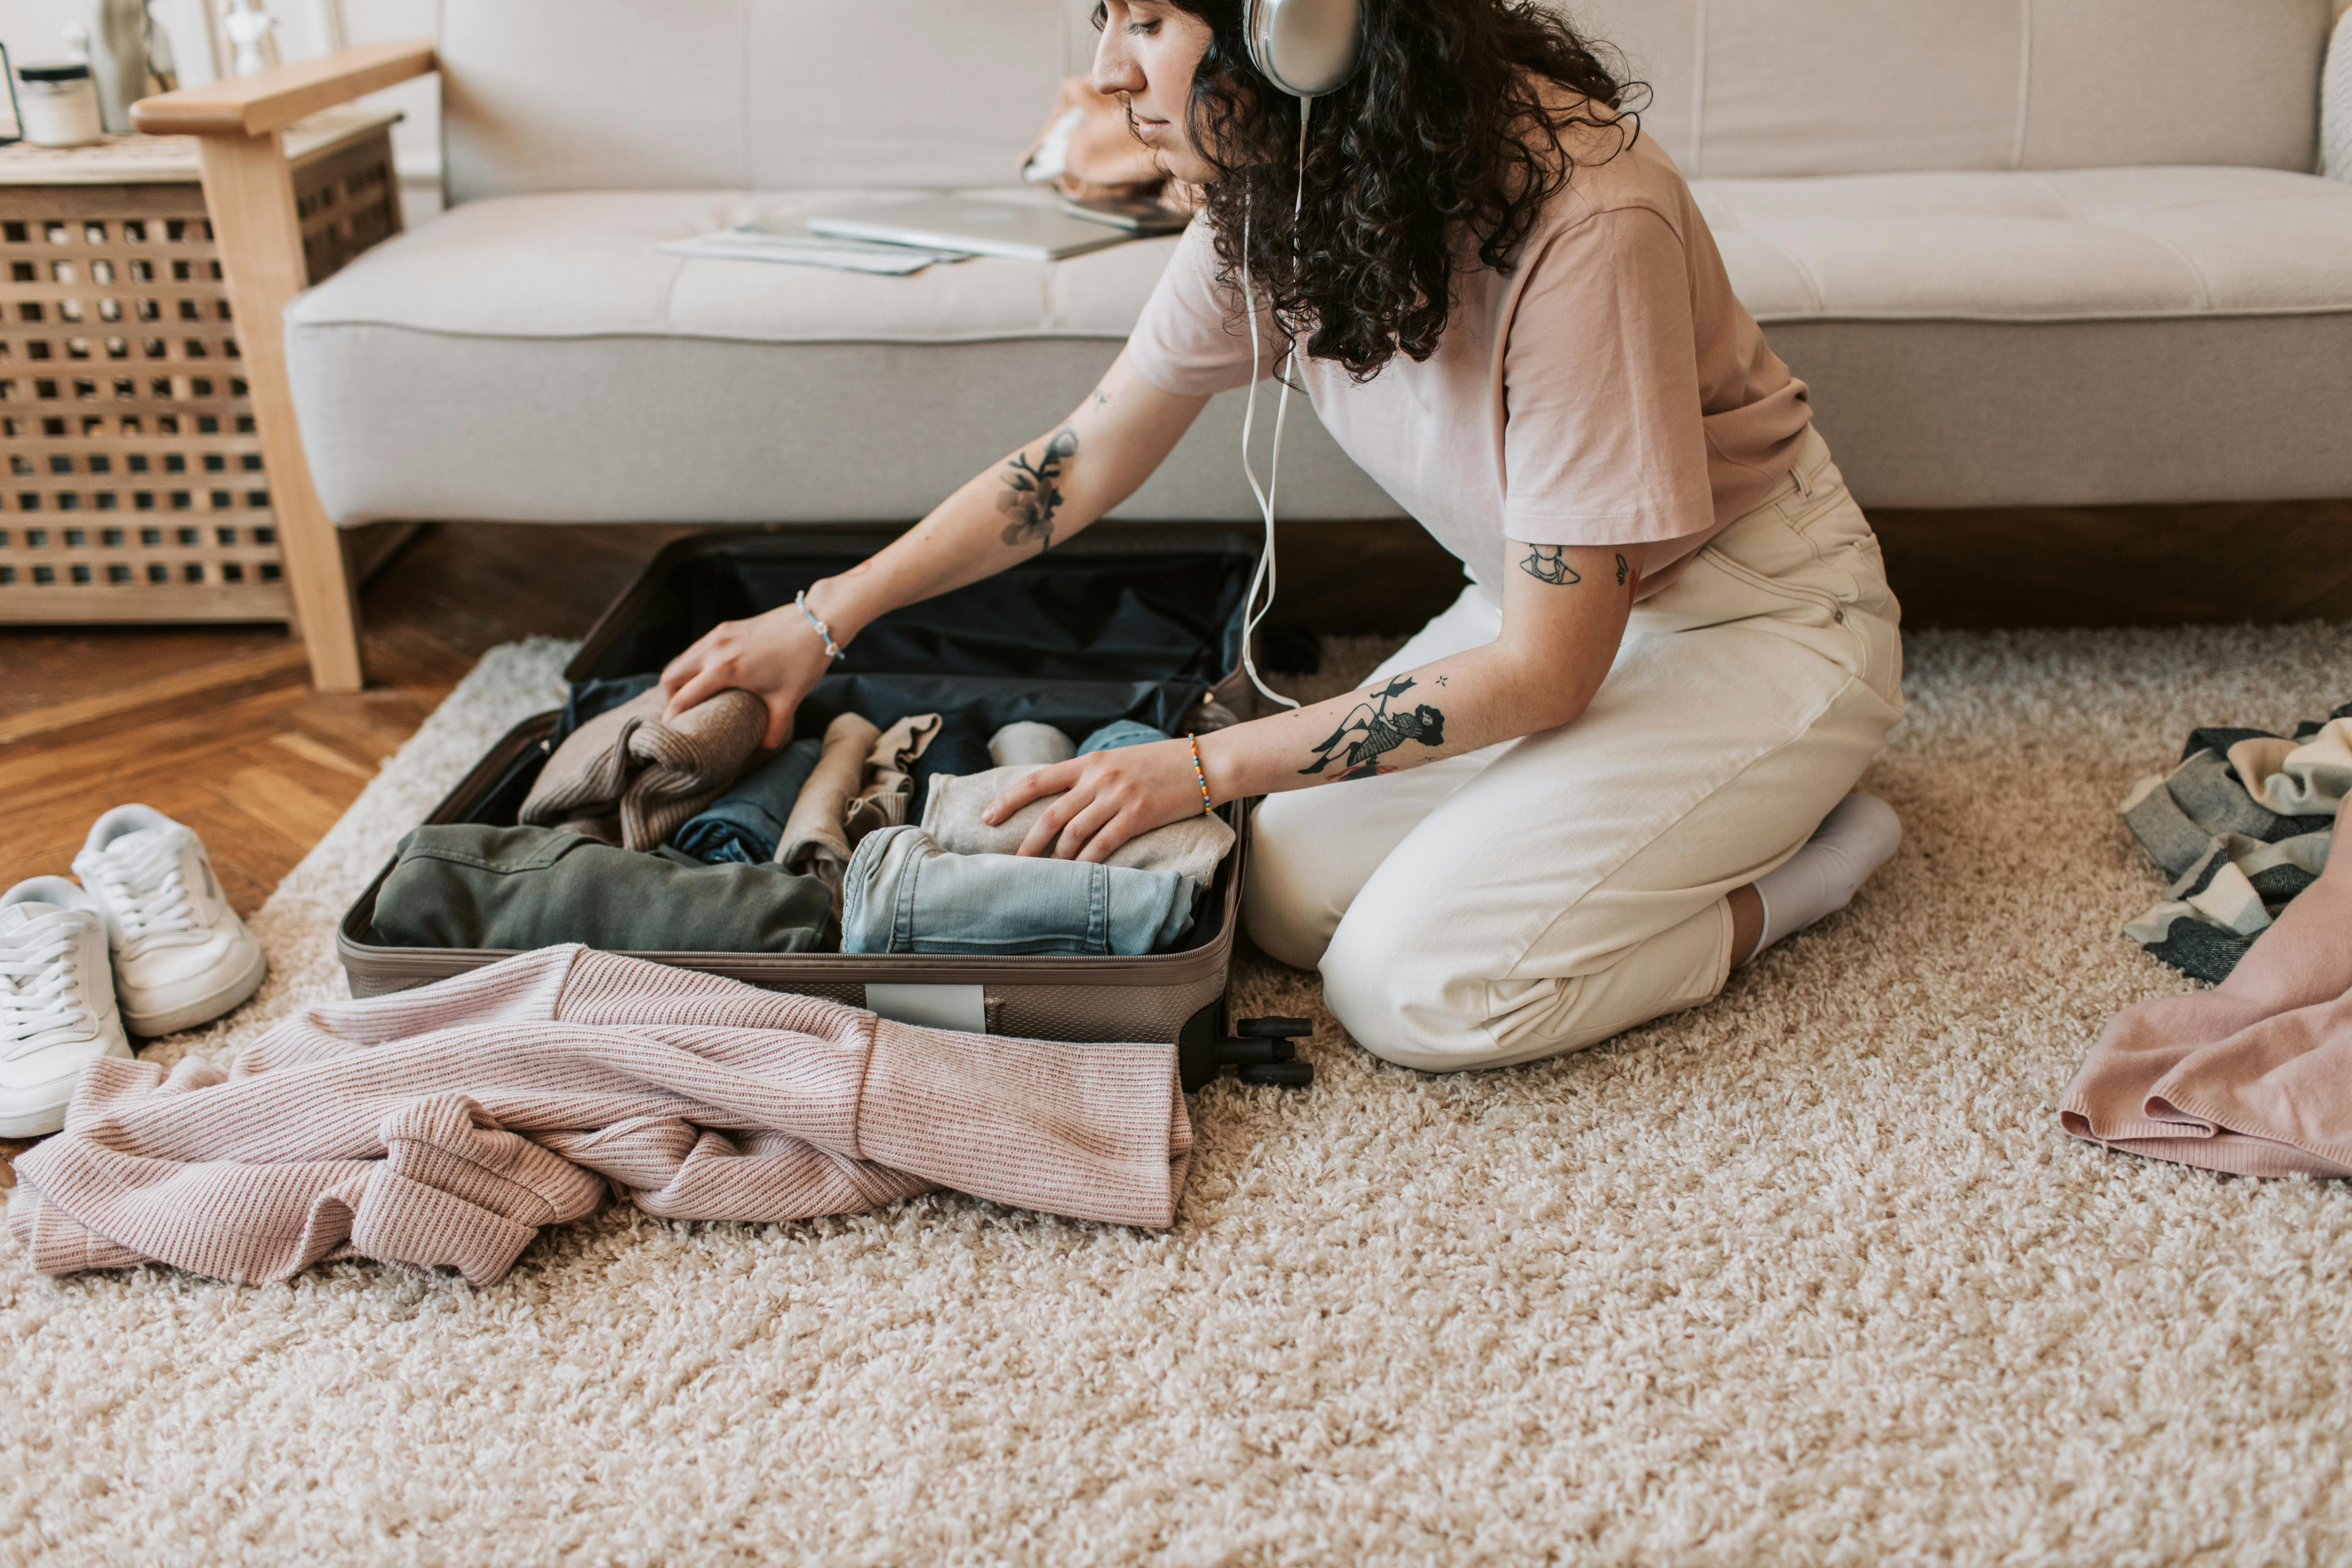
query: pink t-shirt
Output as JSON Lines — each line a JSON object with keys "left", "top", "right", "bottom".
{"left": 1125, "top": 101, "right": 1813, "bottom": 598}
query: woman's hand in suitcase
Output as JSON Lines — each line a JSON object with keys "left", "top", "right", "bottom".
{"left": 986, "top": 740, "right": 1204, "bottom": 862}
{"left": 660, "top": 604, "right": 836, "bottom": 748}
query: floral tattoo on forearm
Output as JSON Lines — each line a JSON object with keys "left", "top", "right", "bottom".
{"left": 1299, "top": 675, "right": 1448, "bottom": 780}
{"left": 999, "top": 428, "right": 1079, "bottom": 550}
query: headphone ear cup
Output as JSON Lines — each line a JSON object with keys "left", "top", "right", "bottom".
{"left": 1245, "top": 0, "right": 1364, "bottom": 99}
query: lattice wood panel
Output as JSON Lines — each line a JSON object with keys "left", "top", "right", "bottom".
{"left": 0, "top": 123, "right": 400, "bottom": 623}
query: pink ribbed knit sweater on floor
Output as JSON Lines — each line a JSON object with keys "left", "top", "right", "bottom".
{"left": 2061, "top": 822, "right": 2352, "bottom": 1178}
{"left": 8, "top": 947, "right": 1191, "bottom": 1285}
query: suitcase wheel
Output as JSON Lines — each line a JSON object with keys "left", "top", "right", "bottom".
{"left": 1178, "top": 1007, "right": 1315, "bottom": 1092}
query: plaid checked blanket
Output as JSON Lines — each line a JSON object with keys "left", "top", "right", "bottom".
{"left": 2118, "top": 703, "right": 2350, "bottom": 982}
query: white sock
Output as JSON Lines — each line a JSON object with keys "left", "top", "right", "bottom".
{"left": 1741, "top": 792, "right": 1902, "bottom": 965}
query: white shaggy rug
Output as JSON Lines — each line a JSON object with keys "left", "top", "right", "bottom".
{"left": 7, "top": 626, "right": 2352, "bottom": 1566}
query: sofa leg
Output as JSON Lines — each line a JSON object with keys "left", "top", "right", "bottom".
{"left": 277, "top": 485, "right": 365, "bottom": 692}
{"left": 195, "top": 130, "right": 366, "bottom": 692}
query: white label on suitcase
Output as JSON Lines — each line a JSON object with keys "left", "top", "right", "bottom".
{"left": 864, "top": 983, "right": 988, "bottom": 1034}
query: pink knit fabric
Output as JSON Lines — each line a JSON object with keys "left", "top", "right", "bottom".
{"left": 2061, "top": 831, "right": 2352, "bottom": 1178}
{"left": 9, "top": 947, "right": 1191, "bottom": 1285}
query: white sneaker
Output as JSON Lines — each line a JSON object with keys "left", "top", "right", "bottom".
{"left": 0, "top": 877, "right": 132, "bottom": 1138}
{"left": 72, "top": 805, "right": 268, "bottom": 1038}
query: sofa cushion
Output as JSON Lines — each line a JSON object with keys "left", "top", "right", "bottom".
{"left": 1690, "top": 165, "right": 2352, "bottom": 506}
{"left": 283, "top": 189, "right": 1400, "bottom": 528}
{"left": 285, "top": 170, "right": 2352, "bottom": 525}
{"left": 440, "top": 0, "right": 1100, "bottom": 203}
{"left": 1698, "top": 166, "right": 2352, "bottom": 321}
{"left": 292, "top": 189, "right": 1179, "bottom": 345}
{"left": 1573, "top": 0, "right": 2332, "bottom": 178}
{"left": 437, "top": 0, "right": 2333, "bottom": 198}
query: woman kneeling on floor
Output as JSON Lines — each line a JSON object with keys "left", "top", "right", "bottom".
{"left": 659, "top": 0, "right": 1906, "bottom": 1072}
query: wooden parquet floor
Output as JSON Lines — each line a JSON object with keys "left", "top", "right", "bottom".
{"left": 0, "top": 523, "right": 692, "bottom": 1179}
{"left": 1, "top": 523, "right": 693, "bottom": 917}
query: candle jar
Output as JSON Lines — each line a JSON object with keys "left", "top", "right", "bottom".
{"left": 16, "top": 62, "right": 107, "bottom": 148}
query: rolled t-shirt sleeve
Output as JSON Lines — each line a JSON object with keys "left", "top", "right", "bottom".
{"left": 1124, "top": 217, "right": 1278, "bottom": 398}
{"left": 1502, "top": 206, "right": 1717, "bottom": 547}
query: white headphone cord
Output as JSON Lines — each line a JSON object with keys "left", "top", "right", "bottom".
{"left": 1236, "top": 94, "right": 1314, "bottom": 712}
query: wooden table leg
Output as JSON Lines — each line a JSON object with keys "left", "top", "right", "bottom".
{"left": 196, "top": 128, "right": 365, "bottom": 692}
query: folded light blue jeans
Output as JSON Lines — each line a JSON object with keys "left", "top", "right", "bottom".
{"left": 841, "top": 825, "right": 1199, "bottom": 956}
{"left": 1078, "top": 720, "right": 1171, "bottom": 755}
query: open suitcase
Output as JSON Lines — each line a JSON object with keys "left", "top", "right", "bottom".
{"left": 335, "top": 523, "right": 1311, "bottom": 1089}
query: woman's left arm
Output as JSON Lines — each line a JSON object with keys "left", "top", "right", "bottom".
{"left": 988, "top": 540, "right": 1644, "bottom": 861}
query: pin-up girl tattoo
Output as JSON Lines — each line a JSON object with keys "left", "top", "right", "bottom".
{"left": 1298, "top": 675, "right": 1448, "bottom": 780}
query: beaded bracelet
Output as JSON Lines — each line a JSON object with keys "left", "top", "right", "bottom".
{"left": 795, "top": 589, "right": 845, "bottom": 661}
{"left": 1186, "top": 733, "right": 1214, "bottom": 817}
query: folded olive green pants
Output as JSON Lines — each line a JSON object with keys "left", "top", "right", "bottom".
{"left": 374, "top": 825, "right": 831, "bottom": 954}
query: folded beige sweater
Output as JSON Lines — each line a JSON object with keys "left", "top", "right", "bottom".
{"left": 777, "top": 712, "right": 881, "bottom": 914}
{"left": 844, "top": 712, "right": 942, "bottom": 841}
{"left": 519, "top": 687, "right": 767, "bottom": 851}
{"left": 9, "top": 946, "right": 1192, "bottom": 1286}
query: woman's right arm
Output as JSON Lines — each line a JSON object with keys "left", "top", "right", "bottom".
{"left": 660, "top": 349, "right": 1211, "bottom": 746}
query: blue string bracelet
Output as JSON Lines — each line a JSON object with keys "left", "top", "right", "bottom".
{"left": 795, "top": 589, "right": 845, "bottom": 661}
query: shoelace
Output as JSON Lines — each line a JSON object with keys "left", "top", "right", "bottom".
{"left": 0, "top": 921, "right": 92, "bottom": 1053}
{"left": 86, "top": 833, "right": 202, "bottom": 958}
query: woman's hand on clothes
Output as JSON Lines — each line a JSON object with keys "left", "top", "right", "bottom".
{"left": 985, "top": 739, "right": 1206, "bottom": 863}
{"left": 659, "top": 603, "right": 836, "bottom": 749}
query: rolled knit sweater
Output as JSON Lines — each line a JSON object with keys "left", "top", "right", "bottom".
{"left": 519, "top": 687, "right": 768, "bottom": 851}
{"left": 8, "top": 947, "right": 1191, "bottom": 1286}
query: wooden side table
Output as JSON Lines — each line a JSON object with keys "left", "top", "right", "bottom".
{"left": 0, "top": 108, "right": 402, "bottom": 626}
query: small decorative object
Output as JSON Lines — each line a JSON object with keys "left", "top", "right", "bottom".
{"left": 89, "top": 0, "right": 156, "bottom": 134}
{"left": 61, "top": 22, "right": 91, "bottom": 62}
{"left": 223, "top": 0, "right": 279, "bottom": 79}
{"left": 0, "top": 45, "right": 22, "bottom": 145}
{"left": 14, "top": 60, "right": 108, "bottom": 147}
{"left": 146, "top": 1, "right": 181, "bottom": 93}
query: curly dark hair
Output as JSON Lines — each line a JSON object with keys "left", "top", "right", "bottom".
{"left": 1111, "top": 0, "right": 1644, "bottom": 381}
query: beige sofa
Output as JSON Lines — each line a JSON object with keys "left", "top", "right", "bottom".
{"left": 141, "top": 0, "right": 2352, "bottom": 686}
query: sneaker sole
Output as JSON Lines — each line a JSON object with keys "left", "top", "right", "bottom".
{"left": 0, "top": 1037, "right": 135, "bottom": 1138}
{"left": 122, "top": 939, "right": 268, "bottom": 1038}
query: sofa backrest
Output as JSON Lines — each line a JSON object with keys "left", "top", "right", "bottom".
{"left": 438, "top": 0, "right": 2335, "bottom": 205}
{"left": 439, "top": 0, "right": 1099, "bottom": 205}
{"left": 1564, "top": 0, "right": 2333, "bottom": 177}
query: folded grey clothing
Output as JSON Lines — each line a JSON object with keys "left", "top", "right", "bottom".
{"left": 778, "top": 712, "right": 881, "bottom": 917}
{"left": 2116, "top": 700, "right": 2346, "bottom": 982}
{"left": 989, "top": 721, "right": 1076, "bottom": 768}
{"left": 670, "top": 737, "right": 825, "bottom": 865}
{"left": 921, "top": 763, "right": 1235, "bottom": 886}
{"left": 374, "top": 825, "right": 831, "bottom": 954}
{"left": 842, "top": 825, "right": 1198, "bottom": 957}
{"left": 519, "top": 686, "right": 768, "bottom": 852}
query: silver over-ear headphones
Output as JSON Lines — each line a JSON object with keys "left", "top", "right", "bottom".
{"left": 1243, "top": 0, "right": 1364, "bottom": 98}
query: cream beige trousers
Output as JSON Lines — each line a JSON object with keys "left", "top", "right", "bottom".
{"left": 1243, "top": 426, "right": 1905, "bottom": 1072}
